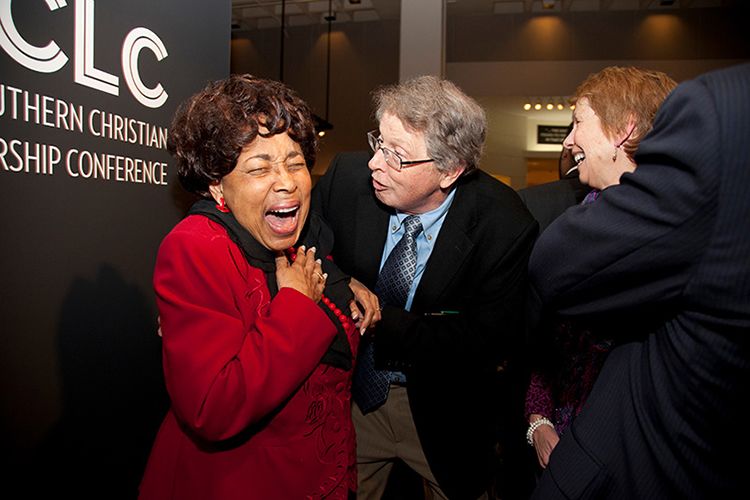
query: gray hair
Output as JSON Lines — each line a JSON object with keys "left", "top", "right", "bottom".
{"left": 373, "top": 75, "right": 486, "bottom": 175}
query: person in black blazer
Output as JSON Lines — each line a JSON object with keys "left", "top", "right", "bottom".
{"left": 528, "top": 63, "right": 750, "bottom": 499}
{"left": 313, "top": 76, "right": 537, "bottom": 499}
{"left": 517, "top": 168, "right": 587, "bottom": 232}
{"left": 517, "top": 126, "right": 589, "bottom": 233}
{"left": 517, "top": 162, "right": 588, "bottom": 233}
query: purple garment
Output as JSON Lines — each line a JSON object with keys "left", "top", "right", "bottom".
{"left": 524, "top": 319, "right": 612, "bottom": 434}
{"left": 582, "top": 189, "right": 601, "bottom": 205}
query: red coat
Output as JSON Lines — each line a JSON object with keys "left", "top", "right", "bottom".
{"left": 139, "top": 215, "right": 358, "bottom": 499}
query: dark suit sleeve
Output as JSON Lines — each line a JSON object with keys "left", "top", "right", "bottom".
{"left": 529, "top": 78, "right": 719, "bottom": 318}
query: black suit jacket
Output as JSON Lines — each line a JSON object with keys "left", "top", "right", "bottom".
{"left": 312, "top": 152, "right": 538, "bottom": 499}
{"left": 529, "top": 63, "right": 750, "bottom": 498}
{"left": 518, "top": 174, "right": 588, "bottom": 232}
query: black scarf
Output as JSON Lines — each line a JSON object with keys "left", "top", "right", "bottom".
{"left": 188, "top": 199, "right": 354, "bottom": 370}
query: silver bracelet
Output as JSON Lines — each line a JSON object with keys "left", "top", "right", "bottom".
{"left": 526, "top": 417, "right": 555, "bottom": 446}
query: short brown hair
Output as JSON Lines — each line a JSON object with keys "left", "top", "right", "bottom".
{"left": 168, "top": 74, "right": 317, "bottom": 197}
{"left": 572, "top": 66, "right": 677, "bottom": 159}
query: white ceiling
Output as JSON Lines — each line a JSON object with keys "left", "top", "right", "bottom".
{"left": 231, "top": 0, "right": 726, "bottom": 30}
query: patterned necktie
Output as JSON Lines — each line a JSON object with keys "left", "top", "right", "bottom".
{"left": 353, "top": 215, "right": 423, "bottom": 414}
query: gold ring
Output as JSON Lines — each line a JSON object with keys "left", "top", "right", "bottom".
{"left": 315, "top": 271, "right": 325, "bottom": 282}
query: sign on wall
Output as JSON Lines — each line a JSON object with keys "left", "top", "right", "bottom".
{"left": 537, "top": 124, "right": 569, "bottom": 145}
{"left": 0, "top": 0, "right": 229, "bottom": 496}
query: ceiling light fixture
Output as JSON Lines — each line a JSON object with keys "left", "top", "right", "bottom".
{"left": 522, "top": 96, "right": 572, "bottom": 112}
{"left": 279, "top": 0, "right": 286, "bottom": 81}
{"left": 277, "top": 0, "right": 333, "bottom": 135}
{"left": 314, "top": 0, "right": 335, "bottom": 136}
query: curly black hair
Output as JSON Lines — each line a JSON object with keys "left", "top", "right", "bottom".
{"left": 168, "top": 74, "right": 318, "bottom": 197}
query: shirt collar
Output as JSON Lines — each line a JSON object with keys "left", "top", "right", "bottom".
{"left": 392, "top": 188, "right": 456, "bottom": 237}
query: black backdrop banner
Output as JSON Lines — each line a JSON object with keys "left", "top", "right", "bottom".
{"left": 0, "top": 0, "right": 229, "bottom": 497}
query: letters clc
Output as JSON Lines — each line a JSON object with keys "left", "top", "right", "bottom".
{"left": 0, "top": 0, "right": 168, "bottom": 108}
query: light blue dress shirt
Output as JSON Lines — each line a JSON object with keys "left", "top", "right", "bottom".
{"left": 379, "top": 188, "right": 457, "bottom": 311}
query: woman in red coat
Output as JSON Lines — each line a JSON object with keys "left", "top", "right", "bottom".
{"left": 139, "top": 75, "right": 374, "bottom": 499}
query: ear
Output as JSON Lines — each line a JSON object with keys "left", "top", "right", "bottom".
{"left": 207, "top": 181, "right": 223, "bottom": 204}
{"left": 439, "top": 163, "right": 466, "bottom": 190}
{"left": 615, "top": 115, "right": 637, "bottom": 147}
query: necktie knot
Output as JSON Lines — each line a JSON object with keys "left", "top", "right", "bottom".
{"left": 402, "top": 215, "right": 423, "bottom": 239}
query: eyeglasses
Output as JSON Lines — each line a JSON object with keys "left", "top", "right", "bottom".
{"left": 367, "top": 130, "right": 435, "bottom": 172}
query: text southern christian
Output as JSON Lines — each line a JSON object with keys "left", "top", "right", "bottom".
{"left": 0, "top": 83, "right": 169, "bottom": 186}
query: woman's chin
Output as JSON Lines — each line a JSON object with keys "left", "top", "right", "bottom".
{"left": 245, "top": 225, "right": 297, "bottom": 252}
{"left": 265, "top": 231, "right": 300, "bottom": 252}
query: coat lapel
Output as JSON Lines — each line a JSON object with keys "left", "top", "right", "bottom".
{"left": 411, "top": 179, "right": 476, "bottom": 310}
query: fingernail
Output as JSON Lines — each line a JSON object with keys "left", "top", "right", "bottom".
{"left": 351, "top": 311, "right": 359, "bottom": 320}
{"left": 309, "top": 246, "right": 316, "bottom": 253}
{"left": 323, "top": 273, "right": 328, "bottom": 279}
{"left": 316, "top": 259, "right": 322, "bottom": 265}
{"left": 299, "top": 245, "right": 306, "bottom": 252}
{"left": 360, "top": 327, "right": 367, "bottom": 335}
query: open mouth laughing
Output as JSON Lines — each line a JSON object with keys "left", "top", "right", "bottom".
{"left": 574, "top": 152, "right": 586, "bottom": 166}
{"left": 265, "top": 204, "right": 300, "bottom": 235}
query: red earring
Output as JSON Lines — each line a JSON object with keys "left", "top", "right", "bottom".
{"left": 216, "top": 197, "right": 230, "bottom": 213}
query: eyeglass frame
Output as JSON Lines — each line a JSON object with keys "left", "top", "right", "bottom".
{"left": 367, "top": 130, "right": 435, "bottom": 171}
